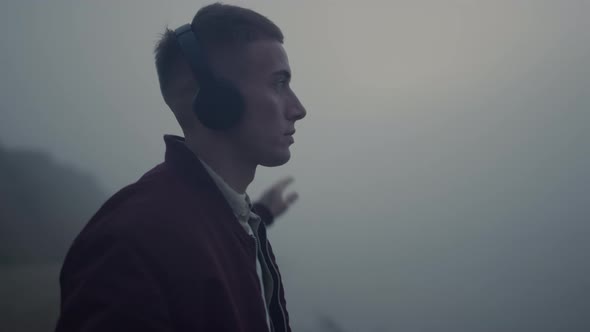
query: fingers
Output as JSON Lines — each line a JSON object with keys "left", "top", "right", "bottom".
{"left": 285, "top": 192, "right": 299, "bottom": 205}
{"left": 274, "top": 176, "right": 295, "bottom": 192}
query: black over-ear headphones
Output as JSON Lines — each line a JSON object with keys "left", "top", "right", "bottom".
{"left": 174, "top": 24, "right": 245, "bottom": 130}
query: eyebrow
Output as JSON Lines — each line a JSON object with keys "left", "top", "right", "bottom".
{"left": 272, "top": 69, "right": 291, "bottom": 80}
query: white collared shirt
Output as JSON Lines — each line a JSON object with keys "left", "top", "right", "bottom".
{"left": 199, "top": 159, "right": 273, "bottom": 329}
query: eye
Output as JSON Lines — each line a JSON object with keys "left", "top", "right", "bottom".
{"left": 275, "top": 78, "right": 289, "bottom": 89}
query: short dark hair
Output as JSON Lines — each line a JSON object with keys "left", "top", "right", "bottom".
{"left": 154, "top": 3, "right": 284, "bottom": 104}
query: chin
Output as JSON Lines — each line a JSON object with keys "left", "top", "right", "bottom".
{"left": 259, "top": 149, "right": 291, "bottom": 167}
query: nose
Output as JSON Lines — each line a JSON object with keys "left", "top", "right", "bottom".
{"left": 287, "top": 90, "right": 306, "bottom": 121}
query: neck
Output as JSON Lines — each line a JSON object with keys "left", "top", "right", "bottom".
{"left": 184, "top": 135, "right": 256, "bottom": 194}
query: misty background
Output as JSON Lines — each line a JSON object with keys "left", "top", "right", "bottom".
{"left": 1, "top": 0, "right": 589, "bottom": 331}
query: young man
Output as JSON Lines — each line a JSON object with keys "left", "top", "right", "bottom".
{"left": 55, "top": 3, "right": 306, "bottom": 332}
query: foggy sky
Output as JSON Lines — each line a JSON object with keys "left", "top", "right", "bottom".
{"left": 1, "top": 1, "right": 589, "bottom": 331}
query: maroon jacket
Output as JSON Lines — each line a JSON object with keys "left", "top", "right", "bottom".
{"left": 55, "top": 135, "right": 291, "bottom": 332}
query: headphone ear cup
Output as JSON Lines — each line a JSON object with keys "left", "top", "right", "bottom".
{"left": 193, "top": 80, "right": 245, "bottom": 130}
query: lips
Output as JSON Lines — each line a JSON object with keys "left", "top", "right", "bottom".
{"left": 283, "top": 130, "right": 295, "bottom": 144}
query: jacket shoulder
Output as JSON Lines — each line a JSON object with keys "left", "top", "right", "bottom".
{"left": 67, "top": 163, "right": 212, "bottom": 264}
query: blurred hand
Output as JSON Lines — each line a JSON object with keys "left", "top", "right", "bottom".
{"left": 255, "top": 176, "right": 299, "bottom": 220}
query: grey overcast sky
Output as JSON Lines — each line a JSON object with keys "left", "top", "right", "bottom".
{"left": 1, "top": 1, "right": 589, "bottom": 331}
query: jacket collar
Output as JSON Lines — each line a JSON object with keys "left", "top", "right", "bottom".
{"left": 200, "top": 159, "right": 261, "bottom": 222}
{"left": 162, "top": 134, "right": 262, "bottom": 242}
{"left": 163, "top": 134, "right": 217, "bottom": 190}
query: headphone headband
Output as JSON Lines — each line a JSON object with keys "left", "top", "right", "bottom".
{"left": 174, "top": 24, "right": 214, "bottom": 85}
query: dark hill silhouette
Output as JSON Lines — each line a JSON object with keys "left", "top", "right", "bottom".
{"left": 0, "top": 143, "right": 107, "bottom": 264}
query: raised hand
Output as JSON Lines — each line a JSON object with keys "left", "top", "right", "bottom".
{"left": 255, "top": 176, "right": 299, "bottom": 220}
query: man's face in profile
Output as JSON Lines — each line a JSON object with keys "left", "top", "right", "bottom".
{"left": 228, "top": 40, "right": 307, "bottom": 167}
